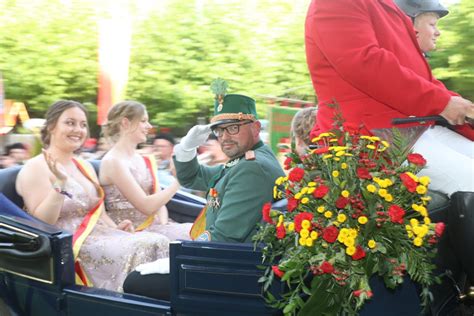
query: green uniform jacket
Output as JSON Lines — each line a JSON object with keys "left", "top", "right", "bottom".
{"left": 174, "top": 141, "right": 284, "bottom": 243}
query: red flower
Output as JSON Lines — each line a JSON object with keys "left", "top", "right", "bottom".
{"left": 314, "top": 147, "right": 329, "bottom": 155}
{"left": 287, "top": 197, "right": 299, "bottom": 212}
{"left": 262, "top": 202, "right": 273, "bottom": 224}
{"left": 313, "top": 185, "right": 330, "bottom": 198}
{"left": 352, "top": 245, "right": 366, "bottom": 260}
{"left": 400, "top": 173, "right": 417, "bottom": 193}
{"left": 335, "top": 196, "right": 349, "bottom": 209}
{"left": 320, "top": 261, "right": 335, "bottom": 274}
{"left": 388, "top": 205, "right": 405, "bottom": 224}
{"left": 276, "top": 224, "right": 286, "bottom": 239}
{"left": 294, "top": 212, "right": 314, "bottom": 232}
{"left": 356, "top": 167, "right": 372, "bottom": 180}
{"left": 435, "top": 222, "right": 446, "bottom": 237}
{"left": 353, "top": 289, "right": 373, "bottom": 298}
{"left": 272, "top": 265, "right": 285, "bottom": 278}
{"left": 407, "top": 153, "right": 427, "bottom": 166}
{"left": 288, "top": 167, "right": 305, "bottom": 182}
{"left": 283, "top": 157, "right": 293, "bottom": 170}
{"left": 322, "top": 225, "right": 339, "bottom": 243}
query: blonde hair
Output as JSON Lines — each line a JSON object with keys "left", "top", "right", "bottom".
{"left": 291, "top": 107, "right": 317, "bottom": 146}
{"left": 102, "top": 101, "right": 146, "bottom": 142}
{"left": 41, "top": 100, "right": 89, "bottom": 148}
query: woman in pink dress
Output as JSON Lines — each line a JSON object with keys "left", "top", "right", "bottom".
{"left": 16, "top": 100, "right": 169, "bottom": 292}
{"left": 100, "top": 100, "right": 192, "bottom": 241}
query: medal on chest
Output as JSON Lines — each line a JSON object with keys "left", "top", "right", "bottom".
{"left": 207, "top": 187, "right": 220, "bottom": 210}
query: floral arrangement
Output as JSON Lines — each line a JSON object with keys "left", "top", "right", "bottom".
{"left": 254, "top": 122, "right": 445, "bottom": 315}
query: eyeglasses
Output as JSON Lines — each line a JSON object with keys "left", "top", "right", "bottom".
{"left": 212, "top": 121, "right": 254, "bottom": 137}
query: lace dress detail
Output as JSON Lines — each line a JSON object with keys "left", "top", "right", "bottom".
{"left": 103, "top": 158, "right": 192, "bottom": 241}
{"left": 54, "top": 178, "right": 170, "bottom": 292}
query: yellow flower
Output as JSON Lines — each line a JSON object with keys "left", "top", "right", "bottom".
{"left": 410, "top": 218, "right": 419, "bottom": 227}
{"left": 300, "top": 187, "right": 308, "bottom": 195}
{"left": 406, "top": 172, "right": 419, "bottom": 182}
{"left": 294, "top": 192, "right": 302, "bottom": 200}
{"left": 341, "top": 190, "right": 350, "bottom": 198}
{"left": 332, "top": 170, "right": 340, "bottom": 177}
{"left": 300, "top": 228, "right": 310, "bottom": 238}
{"left": 299, "top": 237, "right": 307, "bottom": 246}
{"left": 308, "top": 187, "right": 315, "bottom": 194}
{"left": 323, "top": 154, "right": 333, "bottom": 160}
{"left": 370, "top": 136, "right": 381, "bottom": 142}
{"left": 368, "top": 239, "right": 376, "bottom": 249}
{"left": 344, "top": 237, "right": 355, "bottom": 247}
{"left": 311, "top": 136, "right": 321, "bottom": 143}
{"left": 416, "top": 185, "right": 427, "bottom": 195}
{"left": 288, "top": 222, "right": 295, "bottom": 232}
{"left": 341, "top": 163, "right": 348, "bottom": 169}
{"left": 419, "top": 176, "right": 430, "bottom": 186}
{"left": 301, "top": 197, "right": 309, "bottom": 204}
{"left": 317, "top": 206, "right": 325, "bottom": 213}
{"left": 346, "top": 246, "right": 356, "bottom": 256}
{"left": 366, "top": 144, "right": 376, "bottom": 150}
{"left": 423, "top": 217, "right": 431, "bottom": 225}
{"left": 349, "top": 229, "right": 358, "bottom": 238}
{"left": 308, "top": 182, "right": 317, "bottom": 187}
{"left": 419, "top": 206, "right": 428, "bottom": 217}
{"left": 273, "top": 186, "right": 278, "bottom": 199}
{"left": 412, "top": 204, "right": 420, "bottom": 211}
{"left": 310, "top": 231, "right": 318, "bottom": 240}
{"left": 378, "top": 189, "right": 387, "bottom": 197}
{"left": 381, "top": 140, "right": 390, "bottom": 147}
{"left": 367, "top": 184, "right": 377, "bottom": 193}
{"left": 337, "top": 214, "right": 347, "bottom": 223}
{"left": 301, "top": 220, "right": 311, "bottom": 230}
{"left": 358, "top": 216, "right": 368, "bottom": 225}
{"left": 278, "top": 215, "right": 284, "bottom": 226}
{"left": 407, "top": 231, "right": 414, "bottom": 238}
{"left": 324, "top": 211, "right": 333, "bottom": 218}
{"left": 275, "top": 176, "right": 285, "bottom": 185}
{"left": 333, "top": 157, "right": 341, "bottom": 162}
{"left": 384, "top": 194, "right": 393, "bottom": 202}
{"left": 336, "top": 151, "right": 345, "bottom": 157}
{"left": 305, "top": 238, "right": 314, "bottom": 247}
{"left": 413, "top": 237, "right": 423, "bottom": 247}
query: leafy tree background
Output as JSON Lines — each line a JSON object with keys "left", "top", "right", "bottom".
{"left": 0, "top": 0, "right": 471, "bottom": 136}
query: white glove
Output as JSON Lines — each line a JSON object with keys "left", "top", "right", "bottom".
{"left": 135, "top": 257, "right": 170, "bottom": 275}
{"left": 180, "top": 124, "right": 212, "bottom": 150}
{"left": 175, "top": 124, "right": 212, "bottom": 162}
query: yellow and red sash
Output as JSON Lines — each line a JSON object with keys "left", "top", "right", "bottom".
{"left": 71, "top": 158, "right": 105, "bottom": 287}
{"left": 189, "top": 206, "right": 207, "bottom": 240}
{"left": 135, "top": 155, "right": 159, "bottom": 232}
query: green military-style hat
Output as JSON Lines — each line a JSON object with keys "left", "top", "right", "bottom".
{"left": 209, "top": 78, "right": 258, "bottom": 127}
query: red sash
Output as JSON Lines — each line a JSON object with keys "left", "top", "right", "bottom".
{"left": 135, "top": 155, "right": 159, "bottom": 232}
{"left": 71, "top": 158, "right": 104, "bottom": 286}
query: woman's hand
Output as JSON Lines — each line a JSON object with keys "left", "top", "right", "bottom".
{"left": 117, "top": 219, "right": 135, "bottom": 233}
{"left": 42, "top": 149, "right": 68, "bottom": 183}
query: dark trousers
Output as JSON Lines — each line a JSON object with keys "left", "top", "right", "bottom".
{"left": 123, "top": 271, "right": 170, "bottom": 301}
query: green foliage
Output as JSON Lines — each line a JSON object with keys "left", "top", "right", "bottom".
{"left": 429, "top": 0, "right": 474, "bottom": 101}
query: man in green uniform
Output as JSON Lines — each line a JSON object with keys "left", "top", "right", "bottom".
{"left": 174, "top": 84, "right": 285, "bottom": 242}
{"left": 122, "top": 82, "right": 284, "bottom": 299}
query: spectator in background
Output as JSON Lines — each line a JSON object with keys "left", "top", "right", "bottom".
{"left": 153, "top": 133, "right": 176, "bottom": 186}
{"left": 6, "top": 142, "right": 28, "bottom": 165}
{"left": 290, "top": 107, "right": 317, "bottom": 156}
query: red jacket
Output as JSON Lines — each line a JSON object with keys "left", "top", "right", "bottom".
{"left": 305, "top": 0, "right": 474, "bottom": 140}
